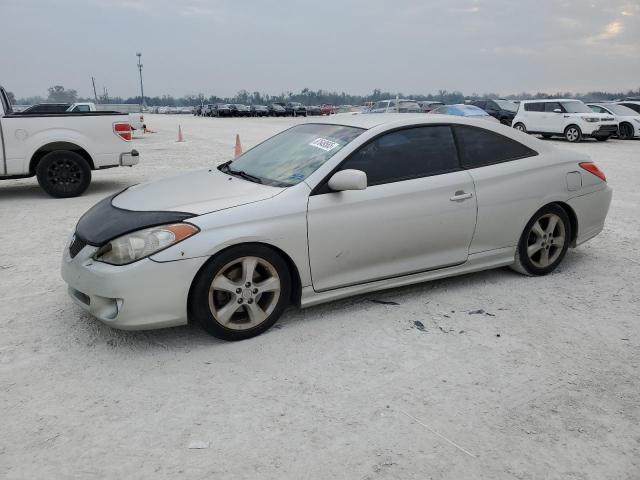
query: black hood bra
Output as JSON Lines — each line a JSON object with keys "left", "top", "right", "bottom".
{"left": 75, "top": 190, "right": 195, "bottom": 246}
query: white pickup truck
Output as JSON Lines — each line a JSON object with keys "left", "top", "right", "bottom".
{"left": 0, "top": 86, "right": 139, "bottom": 198}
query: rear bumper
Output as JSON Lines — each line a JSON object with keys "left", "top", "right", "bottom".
{"left": 568, "top": 185, "right": 612, "bottom": 246}
{"left": 120, "top": 149, "right": 139, "bottom": 166}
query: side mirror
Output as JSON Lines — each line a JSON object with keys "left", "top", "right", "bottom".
{"left": 553, "top": 108, "right": 562, "bottom": 113}
{"left": 328, "top": 169, "right": 367, "bottom": 191}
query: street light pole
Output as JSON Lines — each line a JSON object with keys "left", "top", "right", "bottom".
{"left": 136, "top": 52, "right": 145, "bottom": 110}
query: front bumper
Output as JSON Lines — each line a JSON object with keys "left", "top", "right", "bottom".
{"left": 61, "top": 239, "right": 207, "bottom": 330}
{"left": 584, "top": 123, "right": 618, "bottom": 137}
{"left": 120, "top": 149, "right": 140, "bottom": 166}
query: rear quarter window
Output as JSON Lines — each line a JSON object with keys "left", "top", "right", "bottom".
{"left": 454, "top": 125, "right": 537, "bottom": 169}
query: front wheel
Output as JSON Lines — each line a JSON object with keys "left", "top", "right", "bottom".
{"left": 595, "top": 135, "right": 610, "bottom": 142}
{"left": 564, "top": 125, "right": 582, "bottom": 143}
{"left": 190, "top": 245, "right": 291, "bottom": 341}
{"left": 511, "top": 205, "right": 571, "bottom": 276}
{"left": 618, "top": 123, "right": 634, "bottom": 140}
{"left": 513, "top": 123, "right": 527, "bottom": 133}
{"left": 36, "top": 150, "right": 91, "bottom": 198}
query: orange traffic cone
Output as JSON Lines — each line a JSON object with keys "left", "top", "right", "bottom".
{"left": 234, "top": 134, "right": 243, "bottom": 157}
{"left": 176, "top": 125, "right": 184, "bottom": 142}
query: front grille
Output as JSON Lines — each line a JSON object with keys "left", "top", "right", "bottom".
{"left": 69, "top": 235, "right": 86, "bottom": 258}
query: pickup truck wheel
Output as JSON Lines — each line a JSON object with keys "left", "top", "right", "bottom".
{"left": 595, "top": 135, "right": 610, "bottom": 142}
{"left": 36, "top": 150, "right": 91, "bottom": 198}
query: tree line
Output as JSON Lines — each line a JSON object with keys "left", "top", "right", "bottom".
{"left": 9, "top": 85, "right": 640, "bottom": 107}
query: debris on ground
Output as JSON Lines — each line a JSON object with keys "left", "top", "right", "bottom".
{"left": 468, "top": 309, "right": 496, "bottom": 316}
{"left": 413, "top": 321, "right": 426, "bottom": 331}
{"left": 188, "top": 441, "right": 210, "bottom": 449}
{"left": 438, "top": 326, "right": 455, "bottom": 334}
{"left": 371, "top": 299, "right": 400, "bottom": 305}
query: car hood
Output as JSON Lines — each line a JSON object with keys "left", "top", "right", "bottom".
{"left": 112, "top": 168, "right": 285, "bottom": 215}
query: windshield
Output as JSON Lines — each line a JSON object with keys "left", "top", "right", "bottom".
{"left": 399, "top": 101, "right": 420, "bottom": 109}
{"left": 225, "top": 124, "right": 364, "bottom": 186}
{"left": 494, "top": 99, "right": 518, "bottom": 112}
{"left": 561, "top": 101, "right": 591, "bottom": 113}
{"left": 599, "top": 104, "right": 637, "bottom": 116}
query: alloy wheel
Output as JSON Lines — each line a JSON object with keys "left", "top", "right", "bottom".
{"left": 208, "top": 256, "right": 281, "bottom": 330}
{"left": 47, "top": 157, "right": 83, "bottom": 193}
{"left": 565, "top": 127, "right": 580, "bottom": 142}
{"left": 526, "top": 213, "right": 566, "bottom": 268}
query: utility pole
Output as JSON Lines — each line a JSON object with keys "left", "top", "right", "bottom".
{"left": 136, "top": 52, "right": 145, "bottom": 111}
{"left": 91, "top": 77, "right": 98, "bottom": 102}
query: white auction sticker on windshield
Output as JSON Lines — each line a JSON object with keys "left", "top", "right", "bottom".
{"left": 309, "top": 137, "right": 340, "bottom": 152}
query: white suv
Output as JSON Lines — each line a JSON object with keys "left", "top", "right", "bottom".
{"left": 512, "top": 99, "right": 618, "bottom": 142}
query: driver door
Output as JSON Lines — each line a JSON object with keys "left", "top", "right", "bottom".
{"left": 307, "top": 125, "right": 477, "bottom": 292}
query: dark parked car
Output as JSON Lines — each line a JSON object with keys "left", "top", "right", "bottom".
{"left": 268, "top": 103, "right": 287, "bottom": 117}
{"left": 306, "top": 105, "right": 322, "bottom": 116}
{"left": 229, "top": 104, "right": 250, "bottom": 117}
{"left": 250, "top": 105, "right": 269, "bottom": 117}
{"left": 285, "top": 102, "right": 307, "bottom": 117}
{"left": 21, "top": 103, "right": 71, "bottom": 114}
{"left": 469, "top": 99, "right": 518, "bottom": 125}
{"left": 194, "top": 105, "right": 203, "bottom": 116}
{"left": 213, "top": 104, "right": 232, "bottom": 117}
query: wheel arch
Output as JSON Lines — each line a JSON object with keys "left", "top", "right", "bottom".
{"left": 552, "top": 201, "right": 579, "bottom": 247}
{"left": 29, "top": 142, "right": 95, "bottom": 174}
{"left": 187, "top": 241, "right": 303, "bottom": 320}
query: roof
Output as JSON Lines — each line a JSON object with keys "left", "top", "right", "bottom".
{"left": 305, "top": 113, "right": 429, "bottom": 129}
{"left": 520, "top": 98, "right": 581, "bottom": 103}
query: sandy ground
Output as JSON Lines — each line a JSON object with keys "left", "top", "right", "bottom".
{"left": 1, "top": 113, "right": 639, "bottom": 479}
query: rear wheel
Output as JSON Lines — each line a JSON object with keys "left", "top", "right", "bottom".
{"left": 513, "top": 123, "right": 527, "bottom": 133}
{"left": 564, "top": 125, "right": 582, "bottom": 143}
{"left": 512, "top": 205, "right": 571, "bottom": 276}
{"left": 36, "top": 150, "right": 91, "bottom": 198}
{"left": 190, "top": 245, "right": 291, "bottom": 341}
{"left": 595, "top": 135, "right": 610, "bottom": 142}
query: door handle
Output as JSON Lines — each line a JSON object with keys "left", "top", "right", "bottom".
{"left": 450, "top": 191, "right": 473, "bottom": 202}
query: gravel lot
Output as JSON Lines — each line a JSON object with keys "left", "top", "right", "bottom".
{"left": 1, "top": 114, "right": 638, "bottom": 479}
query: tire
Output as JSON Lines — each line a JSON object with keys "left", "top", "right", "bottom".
{"left": 511, "top": 204, "right": 572, "bottom": 276}
{"left": 190, "top": 245, "right": 292, "bottom": 341}
{"left": 595, "top": 135, "right": 610, "bottom": 142}
{"left": 36, "top": 150, "right": 91, "bottom": 198}
{"left": 564, "top": 125, "right": 582, "bottom": 143}
{"left": 618, "top": 122, "right": 634, "bottom": 140}
{"left": 513, "top": 123, "right": 527, "bottom": 133}
{"left": 541, "top": 134, "right": 552, "bottom": 139}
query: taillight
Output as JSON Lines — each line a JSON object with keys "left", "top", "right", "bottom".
{"left": 579, "top": 162, "right": 606, "bottom": 182}
{"left": 113, "top": 122, "right": 132, "bottom": 141}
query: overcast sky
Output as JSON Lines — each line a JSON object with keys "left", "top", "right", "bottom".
{"left": 1, "top": 0, "right": 639, "bottom": 98}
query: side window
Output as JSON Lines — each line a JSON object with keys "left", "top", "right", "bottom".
{"left": 545, "top": 102, "right": 563, "bottom": 112}
{"left": 340, "top": 126, "right": 459, "bottom": 186}
{"left": 454, "top": 125, "right": 537, "bottom": 168}
{"left": 589, "top": 105, "right": 604, "bottom": 113}
{"left": 524, "top": 103, "right": 544, "bottom": 112}
{"left": 474, "top": 101, "right": 487, "bottom": 109}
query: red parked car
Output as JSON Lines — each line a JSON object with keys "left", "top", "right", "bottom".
{"left": 320, "top": 104, "right": 337, "bottom": 115}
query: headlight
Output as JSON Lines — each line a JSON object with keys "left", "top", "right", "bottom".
{"left": 94, "top": 223, "right": 199, "bottom": 265}
{"left": 583, "top": 117, "right": 600, "bottom": 123}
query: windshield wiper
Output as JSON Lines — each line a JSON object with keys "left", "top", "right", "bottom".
{"left": 218, "top": 162, "right": 263, "bottom": 184}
